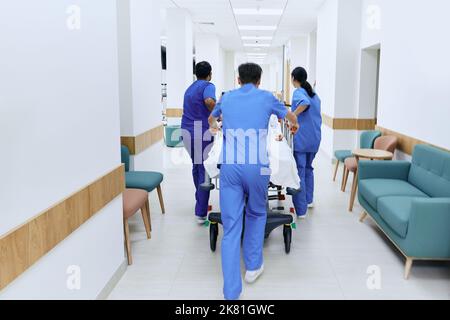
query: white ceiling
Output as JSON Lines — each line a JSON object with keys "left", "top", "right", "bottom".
{"left": 161, "top": 0, "right": 325, "bottom": 53}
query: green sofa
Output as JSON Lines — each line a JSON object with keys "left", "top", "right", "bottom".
{"left": 358, "top": 145, "right": 450, "bottom": 279}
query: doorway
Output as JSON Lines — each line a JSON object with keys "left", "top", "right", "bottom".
{"left": 358, "top": 45, "right": 381, "bottom": 122}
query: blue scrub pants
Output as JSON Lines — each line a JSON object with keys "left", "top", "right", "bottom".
{"left": 182, "top": 131, "right": 212, "bottom": 218}
{"left": 220, "top": 164, "right": 270, "bottom": 300}
{"left": 292, "top": 152, "right": 316, "bottom": 217}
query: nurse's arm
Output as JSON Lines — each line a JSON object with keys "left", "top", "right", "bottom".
{"left": 205, "top": 98, "right": 216, "bottom": 112}
{"left": 208, "top": 114, "right": 220, "bottom": 134}
{"left": 293, "top": 105, "right": 308, "bottom": 116}
{"left": 285, "top": 111, "right": 299, "bottom": 134}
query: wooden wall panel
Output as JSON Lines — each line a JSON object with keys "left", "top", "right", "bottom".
{"left": 121, "top": 125, "right": 164, "bottom": 155}
{"left": 166, "top": 108, "right": 183, "bottom": 118}
{"left": 321, "top": 113, "right": 376, "bottom": 131}
{"left": 120, "top": 136, "right": 136, "bottom": 155}
{"left": 0, "top": 225, "right": 29, "bottom": 289}
{"left": 0, "top": 165, "right": 125, "bottom": 291}
{"left": 375, "top": 126, "right": 448, "bottom": 155}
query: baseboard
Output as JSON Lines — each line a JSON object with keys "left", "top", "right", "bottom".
{"left": 96, "top": 259, "right": 127, "bottom": 300}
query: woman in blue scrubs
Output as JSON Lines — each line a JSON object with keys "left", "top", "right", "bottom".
{"left": 290, "top": 67, "right": 322, "bottom": 219}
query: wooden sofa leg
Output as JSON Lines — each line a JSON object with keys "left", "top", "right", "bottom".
{"left": 404, "top": 258, "right": 413, "bottom": 280}
{"left": 157, "top": 185, "right": 166, "bottom": 214}
{"left": 145, "top": 199, "right": 152, "bottom": 232}
{"left": 359, "top": 211, "right": 368, "bottom": 223}
{"left": 349, "top": 172, "right": 358, "bottom": 212}
{"left": 141, "top": 201, "right": 151, "bottom": 239}
{"left": 333, "top": 160, "right": 340, "bottom": 181}
{"left": 341, "top": 168, "right": 349, "bottom": 192}
{"left": 124, "top": 218, "right": 132, "bottom": 265}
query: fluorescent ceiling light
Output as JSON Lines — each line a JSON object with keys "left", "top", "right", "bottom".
{"left": 244, "top": 43, "right": 270, "bottom": 47}
{"left": 234, "top": 8, "right": 283, "bottom": 16}
{"left": 238, "top": 25, "right": 277, "bottom": 31}
{"left": 242, "top": 36, "right": 273, "bottom": 41}
{"left": 247, "top": 53, "right": 267, "bottom": 56}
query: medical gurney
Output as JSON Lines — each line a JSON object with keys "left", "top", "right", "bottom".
{"left": 202, "top": 118, "right": 299, "bottom": 254}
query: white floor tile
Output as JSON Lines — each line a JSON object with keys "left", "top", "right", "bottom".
{"left": 108, "top": 145, "right": 450, "bottom": 300}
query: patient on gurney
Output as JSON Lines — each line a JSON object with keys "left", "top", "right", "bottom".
{"left": 204, "top": 115, "right": 301, "bottom": 192}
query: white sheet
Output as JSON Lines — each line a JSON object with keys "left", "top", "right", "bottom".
{"left": 204, "top": 116, "right": 301, "bottom": 190}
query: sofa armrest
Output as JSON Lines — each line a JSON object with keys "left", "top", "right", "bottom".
{"left": 408, "top": 198, "right": 450, "bottom": 257}
{"left": 358, "top": 160, "right": 411, "bottom": 181}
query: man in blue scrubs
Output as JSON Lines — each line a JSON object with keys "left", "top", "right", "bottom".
{"left": 209, "top": 63, "right": 298, "bottom": 300}
{"left": 181, "top": 61, "right": 217, "bottom": 224}
{"left": 290, "top": 67, "right": 322, "bottom": 219}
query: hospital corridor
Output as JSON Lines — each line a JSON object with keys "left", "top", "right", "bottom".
{"left": 1, "top": 0, "right": 449, "bottom": 306}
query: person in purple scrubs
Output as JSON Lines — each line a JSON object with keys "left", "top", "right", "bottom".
{"left": 181, "top": 61, "right": 217, "bottom": 224}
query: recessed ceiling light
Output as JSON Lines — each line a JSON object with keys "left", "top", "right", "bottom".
{"left": 238, "top": 25, "right": 277, "bottom": 31}
{"left": 242, "top": 36, "right": 273, "bottom": 41}
{"left": 234, "top": 8, "right": 283, "bottom": 16}
{"left": 244, "top": 43, "right": 270, "bottom": 47}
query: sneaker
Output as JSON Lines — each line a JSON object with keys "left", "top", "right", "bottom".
{"left": 245, "top": 265, "right": 264, "bottom": 284}
{"left": 196, "top": 216, "right": 207, "bottom": 225}
{"left": 297, "top": 213, "right": 307, "bottom": 220}
{"left": 308, "top": 202, "right": 315, "bottom": 209}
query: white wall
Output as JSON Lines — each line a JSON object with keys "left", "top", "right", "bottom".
{"left": 117, "top": 0, "right": 163, "bottom": 172}
{"left": 316, "top": 0, "right": 339, "bottom": 156}
{"left": 366, "top": 0, "right": 450, "bottom": 150}
{"left": 223, "top": 51, "right": 236, "bottom": 92}
{"left": 316, "top": 0, "right": 362, "bottom": 157}
{"left": 0, "top": 0, "right": 124, "bottom": 298}
{"left": 316, "top": 0, "right": 338, "bottom": 118}
{"left": 288, "top": 36, "right": 309, "bottom": 97}
{"left": 307, "top": 30, "right": 318, "bottom": 86}
{"left": 334, "top": 0, "right": 362, "bottom": 119}
{"left": 195, "top": 33, "right": 224, "bottom": 97}
{"left": 166, "top": 8, "right": 193, "bottom": 109}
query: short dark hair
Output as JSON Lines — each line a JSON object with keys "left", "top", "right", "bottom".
{"left": 238, "top": 63, "right": 262, "bottom": 84}
{"left": 195, "top": 61, "right": 212, "bottom": 79}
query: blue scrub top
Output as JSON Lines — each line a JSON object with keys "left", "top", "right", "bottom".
{"left": 181, "top": 80, "right": 216, "bottom": 134}
{"left": 212, "top": 84, "right": 288, "bottom": 165}
{"left": 291, "top": 88, "right": 322, "bottom": 153}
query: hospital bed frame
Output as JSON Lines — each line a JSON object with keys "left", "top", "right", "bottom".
{"left": 201, "top": 120, "right": 297, "bottom": 254}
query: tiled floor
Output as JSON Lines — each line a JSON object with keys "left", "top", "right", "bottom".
{"left": 108, "top": 143, "right": 450, "bottom": 300}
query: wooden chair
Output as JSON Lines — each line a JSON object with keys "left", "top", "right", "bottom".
{"left": 122, "top": 189, "right": 151, "bottom": 265}
{"left": 344, "top": 136, "right": 398, "bottom": 211}
{"left": 121, "top": 145, "right": 166, "bottom": 215}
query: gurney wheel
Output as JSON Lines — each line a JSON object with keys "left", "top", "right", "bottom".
{"left": 210, "top": 223, "right": 219, "bottom": 252}
{"left": 283, "top": 225, "right": 292, "bottom": 254}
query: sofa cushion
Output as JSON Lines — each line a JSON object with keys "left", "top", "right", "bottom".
{"left": 359, "top": 179, "right": 428, "bottom": 210}
{"left": 335, "top": 150, "right": 352, "bottom": 162}
{"left": 377, "top": 197, "right": 417, "bottom": 238}
{"left": 408, "top": 145, "right": 450, "bottom": 198}
{"left": 125, "top": 171, "right": 163, "bottom": 192}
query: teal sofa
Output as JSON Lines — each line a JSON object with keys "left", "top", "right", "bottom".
{"left": 358, "top": 145, "right": 450, "bottom": 279}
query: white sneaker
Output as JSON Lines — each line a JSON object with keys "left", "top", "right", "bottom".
{"left": 297, "top": 213, "right": 307, "bottom": 220}
{"left": 245, "top": 265, "right": 264, "bottom": 284}
{"left": 196, "top": 216, "right": 207, "bottom": 225}
{"left": 308, "top": 202, "right": 315, "bottom": 209}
